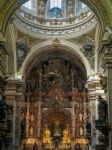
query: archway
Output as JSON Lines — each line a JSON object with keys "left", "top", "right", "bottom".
{"left": 19, "top": 43, "right": 91, "bottom": 150}
{"left": 1, "top": 0, "right": 109, "bottom": 34}
{"left": 0, "top": 0, "right": 111, "bottom": 150}
{"left": 42, "top": 109, "right": 72, "bottom": 149}
{"left": 20, "top": 39, "right": 91, "bottom": 78}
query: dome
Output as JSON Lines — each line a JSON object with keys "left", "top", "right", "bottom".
{"left": 21, "top": 0, "right": 89, "bottom": 19}
{"left": 14, "top": 0, "right": 97, "bottom": 38}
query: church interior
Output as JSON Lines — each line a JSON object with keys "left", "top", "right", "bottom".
{"left": 0, "top": 0, "right": 112, "bottom": 150}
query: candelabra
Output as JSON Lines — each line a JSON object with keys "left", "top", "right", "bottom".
{"left": 43, "top": 127, "right": 52, "bottom": 149}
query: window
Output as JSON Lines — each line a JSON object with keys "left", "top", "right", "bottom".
{"left": 23, "top": 0, "right": 32, "bottom": 9}
{"left": 50, "top": 0, "right": 62, "bottom": 9}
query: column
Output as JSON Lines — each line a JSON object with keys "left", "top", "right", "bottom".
{"left": 37, "top": 101, "right": 41, "bottom": 137}
{"left": 16, "top": 79, "right": 24, "bottom": 150}
{"left": 71, "top": 102, "right": 76, "bottom": 138}
{"left": 26, "top": 100, "right": 30, "bottom": 138}
{"left": 0, "top": 34, "right": 9, "bottom": 150}
{"left": 102, "top": 46, "right": 112, "bottom": 150}
{"left": 5, "top": 78, "right": 17, "bottom": 150}
{"left": 87, "top": 74, "right": 106, "bottom": 150}
{"left": 0, "top": 35, "right": 9, "bottom": 76}
{"left": 5, "top": 77, "right": 24, "bottom": 150}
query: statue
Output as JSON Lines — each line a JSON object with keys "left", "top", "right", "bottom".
{"left": 62, "top": 125, "right": 71, "bottom": 144}
{"left": 83, "top": 112, "right": 87, "bottom": 123}
{"left": 99, "top": 75, "right": 107, "bottom": 90}
{"left": 79, "top": 112, "right": 83, "bottom": 121}
{"left": 95, "top": 96, "right": 109, "bottom": 141}
{"left": 31, "top": 114, "right": 34, "bottom": 122}
{"left": 20, "top": 117, "right": 26, "bottom": 142}
{"left": 0, "top": 95, "right": 7, "bottom": 122}
{"left": 33, "top": 142, "right": 38, "bottom": 150}
{"left": 86, "top": 122, "right": 91, "bottom": 135}
{"left": 98, "top": 96, "right": 108, "bottom": 121}
{"left": 30, "top": 126, "right": 33, "bottom": 136}
{"left": 54, "top": 121, "right": 61, "bottom": 136}
{"left": 79, "top": 126, "right": 84, "bottom": 136}
{"left": 43, "top": 125, "right": 52, "bottom": 148}
{"left": 74, "top": 144, "right": 82, "bottom": 150}
{"left": 0, "top": 76, "right": 6, "bottom": 91}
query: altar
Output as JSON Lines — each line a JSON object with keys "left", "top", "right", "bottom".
{"left": 20, "top": 58, "right": 90, "bottom": 150}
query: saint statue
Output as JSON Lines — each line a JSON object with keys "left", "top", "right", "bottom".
{"left": 33, "top": 142, "right": 38, "bottom": 150}
{"left": 31, "top": 114, "right": 34, "bottom": 122}
{"left": 79, "top": 112, "right": 83, "bottom": 121}
{"left": 54, "top": 121, "right": 61, "bottom": 136}
{"left": 83, "top": 112, "right": 87, "bottom": 123}
{"left": 79, "top": 126, "right": 84, "bottom": 136}
{"left": 74, "top": 144, "right": 82, "bottom": 150}
{"left": 30, "top": 126, "right": 33, "bottom": 136}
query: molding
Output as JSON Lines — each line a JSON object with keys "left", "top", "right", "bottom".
{"left": 98, "top": 37, "right": 112, "bottom": 54}
{"left": 14, "top": 13, "right": 97, "bottom": 39}
{"left": 98, "top": 36, "right": 112, "bottom": 70}
{"left": 19, "top": 39, "right": 92, "bottom": 77}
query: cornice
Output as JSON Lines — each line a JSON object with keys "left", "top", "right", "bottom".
{"left": 97, "top": 35, "right": 112, "bottom": 70}
{"left": 98, "top": 36, "right": 112, "bottom": 54}
{"left": 14, "top": 14, "right": 97, "bottom": 39}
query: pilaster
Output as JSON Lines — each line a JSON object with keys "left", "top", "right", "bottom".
{"left": 98, "top": 36, "right": 112, "bottom": 150}
{"left": 5, "top": 77, "right": 24, "bottom": 150}
{"left": 0, "top": 36, "right": 9, "bottom": 76}
{"left": 87, "top": 74, "right": 106, "bottom": 150}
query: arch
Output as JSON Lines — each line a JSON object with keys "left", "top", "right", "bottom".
{"left": 1, "top": 0, "right": 109, "bottom": 34}
{"left": 20, "top": 39, "right": 92, "bottom": 78}
{"left": 41, "top": 108, "right": 72, "bottom": 126}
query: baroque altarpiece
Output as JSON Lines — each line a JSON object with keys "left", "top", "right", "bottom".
{"left": 20, "top": 58, "right": 90, "bottom": 149}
